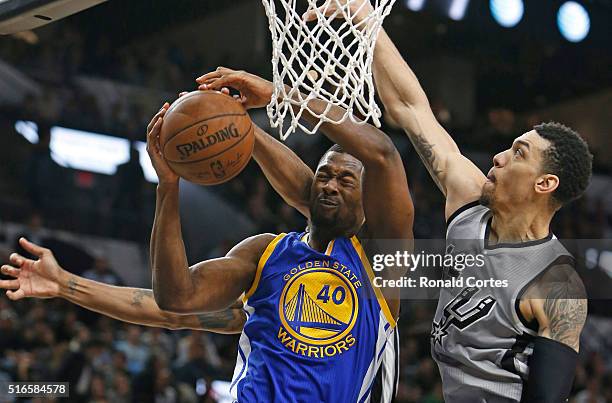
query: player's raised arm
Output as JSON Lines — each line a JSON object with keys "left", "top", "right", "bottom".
{"left": 0, "top": 238, "right": 245, "bottom": 333}
{"left": 371, "top": 29, "right": 487, "bottom": 218}
{"left": 253, "top": 124, "right": 313, "bottom": 218}
{"left": 146, "top": 103, "right": 273, "bottom": 314}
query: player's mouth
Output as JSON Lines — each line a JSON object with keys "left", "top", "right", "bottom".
{"left": 318, "top": 197, "right": 340, "bottom": 207}
{"left": 486, "top": 170, "right": 496, "bottom": 183}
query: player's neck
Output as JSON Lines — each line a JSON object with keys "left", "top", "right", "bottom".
{"left": 489, "top": 207, "right": 553, "bottom": 245}
{"left": 308, "top": 225, "right": 352, "bottom": 252}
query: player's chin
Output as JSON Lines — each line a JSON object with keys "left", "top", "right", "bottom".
{"left": 311, "top": 206, "right": 338, "bottom": 226}
{"left": 479, "top": 184, "right": 495, "bottom": 207}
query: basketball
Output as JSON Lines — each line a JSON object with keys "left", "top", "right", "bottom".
{"left": 159, "top": 90, "right": 254, "bottom": 185}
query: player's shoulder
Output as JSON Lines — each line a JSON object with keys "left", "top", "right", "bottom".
{"left": 537, "top": 258, "right": 586, "bottom": 300}
{"left": 227, "top": 233, "right": 282, "bottom": 261}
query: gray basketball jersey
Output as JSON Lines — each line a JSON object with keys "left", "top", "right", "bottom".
{"left": 431, "top": 202, "right": 573, "bottom": 403}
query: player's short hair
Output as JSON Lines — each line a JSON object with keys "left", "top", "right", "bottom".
{"left": 534, "top": 122, "right": 592, "bottom": 205}
{"left": 318, "top": 144, "right": 347, "bottom": 166}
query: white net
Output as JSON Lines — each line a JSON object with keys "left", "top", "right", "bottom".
{"left": 261, "top": 0, "right": 397, "bottom": 140}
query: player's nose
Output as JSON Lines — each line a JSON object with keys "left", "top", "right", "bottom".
{"left": 322, "top": 178, "right": 339, "bottom": 194}
{"left": 492, "top": 151, "right": 506, "bottom": 168}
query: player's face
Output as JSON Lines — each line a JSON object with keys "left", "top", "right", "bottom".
{"left": 481, "top": 130, "right": 552, "bottom": 210}
{"left": 309, "top": 152, "right": 365, "bottom": 233}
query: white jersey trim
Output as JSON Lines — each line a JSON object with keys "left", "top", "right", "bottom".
{"left": 357, "top": 311, "right": 395, "bottom": 402}
{"left": 230, "top": 302, "right": 255, "bottom": 399}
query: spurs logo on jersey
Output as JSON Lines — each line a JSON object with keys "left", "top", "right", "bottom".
{"left": 431, "top": 287, "right": 496, "bottom": 345}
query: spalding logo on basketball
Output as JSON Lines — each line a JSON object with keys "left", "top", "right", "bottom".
{"left": 159, "top": 91, "right": 254, "bottom": 186}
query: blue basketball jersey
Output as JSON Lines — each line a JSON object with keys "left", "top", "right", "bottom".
{"left": 229, "top": 232, "right": 397, "bottom": 402}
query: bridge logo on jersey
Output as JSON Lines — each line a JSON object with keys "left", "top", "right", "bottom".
{"left": 431, "top": 287, "right": 497, "bottom": 345}
{"left": 278, "top": 266, "right": 359, "bottom": 358}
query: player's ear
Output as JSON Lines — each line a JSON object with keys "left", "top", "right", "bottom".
{"left": 534, "top": 174, "right": 559, "bottom": 195}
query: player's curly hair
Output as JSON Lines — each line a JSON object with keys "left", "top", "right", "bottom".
{"left": 534, "top": 122, "right": 593, "bottom": 206}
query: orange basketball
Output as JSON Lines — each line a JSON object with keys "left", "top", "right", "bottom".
{"left": 159, "top": 91, "right": 254, "bottom": 185}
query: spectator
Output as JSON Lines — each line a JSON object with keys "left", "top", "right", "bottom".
{"left": 82, "top": 257, "right": 123, "bottom": 286}
{"left": 175, "top": 334, "right": 218, "bottom": 390}
{"left": 112, "top": 144, "right": 146, "bottom": 240}
{"left": 114, "top": 325, "right": 149, "bottom": 375}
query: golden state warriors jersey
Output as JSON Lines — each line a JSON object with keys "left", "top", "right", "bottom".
{"left": 229, "top": 232, "right": 397, "bottom": 402}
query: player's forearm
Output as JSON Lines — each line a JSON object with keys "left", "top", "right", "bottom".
{"left": 58, "top": 272, "right": 173, "bottom": 328}
{"left": 182, "top": 308, "right": 246, "bottom": 334}
{"left": 373, "top": 29, "right": 429, "bottom": 111}
{"left": 298, "top": 97, "right": 397, "bottom": 166}
{"left": 253, "top": 125, "right": 313, "bottom": 218}
{"left": 150, "top": 182, "right": 193, "bottom": 311}
{"left": 57, "top": 272, "right": 244, "bottom": 333}
{"left": 373, "top": 29, "right": 459, "bottom": 152}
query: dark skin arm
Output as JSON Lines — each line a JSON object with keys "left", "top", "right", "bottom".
{"left": 198, "top": 68, "right": 414, "bottom": 319}
{"left": 253, "top": 124, "right": 313, "bottom": 218}
{"left": 146, "top": 102, "right": 275, "bottom": 314}
{"left": 0, "top": 238, "right": 245, "bottom": 333}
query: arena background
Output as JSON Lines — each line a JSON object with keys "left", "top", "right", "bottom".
{"left": 0, "top": 0, "right": 611, "bottom": 401}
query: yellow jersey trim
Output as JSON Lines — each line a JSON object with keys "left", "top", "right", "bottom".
{"left": 325, "top": 240, "right": 335, "bottom": 255}
{"left": 243, "top": 233, "right": 287, "bottom": 303}
{"left": 350, "top": 236, "right": 397, "bottom": 328}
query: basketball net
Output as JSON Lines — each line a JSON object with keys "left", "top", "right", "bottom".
{"left": 261, "top": 0, "right": 397, "bottom": 140}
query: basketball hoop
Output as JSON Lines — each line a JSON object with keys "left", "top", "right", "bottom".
{"left": 261, "top": 0, "right": 397, "bottom": 140}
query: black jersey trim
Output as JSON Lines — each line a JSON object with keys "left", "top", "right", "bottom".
{"left": 445, "top": 200, "right": 481, "bottom": 227}
{"left": 514, "top": 255, "right": 576, "bottom": 331}
{"left": 484, "top": 217, "right": 554, "bottom": 250}
{"left": 501, "top": 332, "right": 536, "bottom": 376}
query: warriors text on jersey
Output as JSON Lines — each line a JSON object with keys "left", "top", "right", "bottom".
{"left": 230, "top": 232, "right": 397, "bottom": 402}
{"left": 431, "top": 202, "right": 574, "bottom": 402}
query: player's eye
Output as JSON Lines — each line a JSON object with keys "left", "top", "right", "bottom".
{"left": 514, "top": 148, "right": 522, "bottom": 158}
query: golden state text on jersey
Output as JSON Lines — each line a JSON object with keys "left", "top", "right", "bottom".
{"left": 229, "top": 232, "right": 396, "bottom": 402}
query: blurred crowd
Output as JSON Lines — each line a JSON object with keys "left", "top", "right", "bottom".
{"left": 0, "top": 295, "right": 239, "bottom": 403}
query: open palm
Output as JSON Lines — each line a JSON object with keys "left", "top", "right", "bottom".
{"left": 0, "top": 238, "right": 62, "bottom": 300}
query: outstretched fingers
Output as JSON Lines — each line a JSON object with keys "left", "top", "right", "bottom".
{"left": 196, "top": 66, "right": 235, "bottom": 84}
{"left": 9, "top": 253, "right": 25, "bottom": 267}
{"left": 6, "top": 289, "right": 25, "bottom": 301}
{"left": 1, "top": 264, "right": 21, "bottom": 278}
{"left": 198, "top": 76, "right": 235, "bottom": 91}
{"left": 18, "top": 237, "right": 49, "bottom": 258}
{"left": 0, "top": 278, "right": 20, "bottom": 290}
